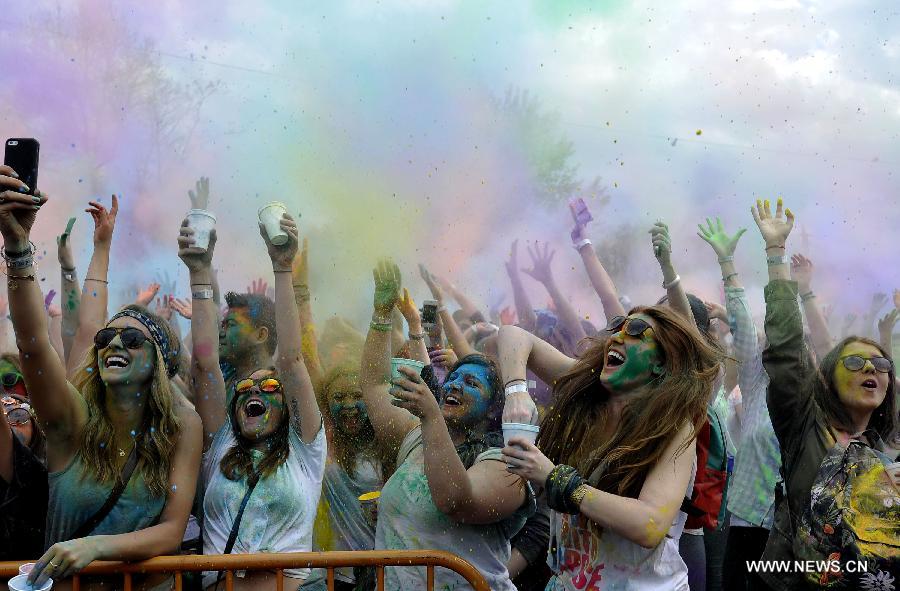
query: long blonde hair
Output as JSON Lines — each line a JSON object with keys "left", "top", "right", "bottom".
{"left": 537, "top": 306, "right": 721, "bottom": 498}
{"left": 71, "top": 305, "right": 180, "bottom": 497}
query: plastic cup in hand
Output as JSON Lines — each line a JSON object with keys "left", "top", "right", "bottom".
{"left": 358, "top": 491, "right": 381, "bottom": 528}
{"left": 503, "top": 422, "right": 540, "bottom": 448}
{"left": 258, "top": 202, "right": 289, "bottom": 246}
{"left": 185, "top": 209, "right": 216, "bottom": 251}
{"left": 18, "top": 563, "right": 35, "bottom": 576}
{"left": 390, "top": 358, "right": 425, "bottom": 399}
{"left": 8, "top": 574, "right": 52, "bottom": 591}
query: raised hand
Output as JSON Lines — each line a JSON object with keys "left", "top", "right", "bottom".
{"left": 0, "top": 164, "right": 48, "bottom": 251}
{"left": 135, "top": 282, "right": 161, "bottom": 307}
{"left": 841, "top": 313, "right": 858, "bottom": 334}
{"left": 790, "top": 254, "right": 814, "bottom": 293}
{"left": 522, "top": 241, "right": 557, "bottom": 285}
{"left": 291, "top": 237, "right": 309, "bottom": 286}
{"left": 390, "top": 365, "right": 441, "bottom": 420}
{"left": 47, "top": 304, "right": 62, "bottom": 319}
{"left": 428, "top": 347, "right": 458, "bottom": 369}
{"left": 877, "top": 309, "right": 898, "bottom": 342}
{"left": 259, "top": 213, "right": 299, "bottom": 272}
{"left": 397, "top": 288, "right": 421, "bottom": 326}
{"left": 373, "top": 259, "right": 402, "bottom": 318}
{"left": 188, "top": 176, "right": 210, "bottom": 210}
{"left": 247, "top": 278, "right": 268, "bottom": 296}
{"left": 177, "top": 219, "right": 216, "bottom": 273}
{"left": 86, "top": 195, "right": 119, "bottom": 246}
{"left": 869, "top": 292, "right": 888, "bottom": 314}
{"left": 154, "top": 295, "right": 174, "bottom": 321}
{"left": 750, "top": 198, "right": 794, "bottom": 248}
{"left": 894, "top": 289, "right": 900, "bottom": 311}
{"left": 419, "top": 263, "right": 443, "bottom": 303}
{"left": 649, "top": 222, "right": 672, "bottom": 265}
{"left": 155, "top": 269, "right": 177, "bottom": 300}
{"left": 704, "top": 301, "right": 728, "bottom": 322}
{"left": 505, "top": 239, "right": 520, "bottom": 279}
{"left": 57, "top": 217, "right": 76, "bottom": 270}
{"left": 697, "top": 217, "right": 746, "bottom": 259}
{"left": 170, "top": 297, "right": 193, "bottom": 320}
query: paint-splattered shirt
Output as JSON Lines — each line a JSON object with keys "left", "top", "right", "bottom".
{"left": 375, "top": 425, "right": 534, "bottom": 591}
{"left": 201, "top": 422, "right": 326, "bottom": 585}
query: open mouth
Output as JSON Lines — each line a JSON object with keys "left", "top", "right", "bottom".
{"left": 104, "top": 354, "right": 130, "bottom": 369}
{"left": 606, "top": 349, "right": 625, "bottom": 368}
{"left": 244, "top": 398, "right": 267, "bottom": 418}
{"left": 443, "top": 394, "right": 462, "bottom": 407}
{"left": 861, "top": 379, "right": 878, "bottom": 390}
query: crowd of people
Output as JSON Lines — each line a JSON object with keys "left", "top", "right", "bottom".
{"left": 0, "top": 158, "right": 897, "bottom": 591}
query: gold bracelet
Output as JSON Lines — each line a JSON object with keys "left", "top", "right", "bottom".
{"left": 570, "top": 483, "right": 589, "bottom": 508}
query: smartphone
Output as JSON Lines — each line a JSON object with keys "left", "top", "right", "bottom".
{"left": 4, "top": 139, "right": 40, "bottom": 194}
{"left": 568, "top": 197, "right": 593, "bottom": 226}
{"left": 421, "top": 300, "right": 439, "bottom": 325}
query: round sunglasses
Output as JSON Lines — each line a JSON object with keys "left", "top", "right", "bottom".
{"left": 94, "top": 327, "right": 152, "bottom": 350}
{"left": 1, "top": 372, "right": 22, "bottom": 388}
{"left": 235, "top": 377, "right": 284, "bottom": 395}
{"left": 605, "top": 315, "right": 653, "bottom": 338}
{"left": 2, "top": 397, "right": 32, "bottom": 426}
{"left": 840, "top": 355, "right": 893, "bottom": 374}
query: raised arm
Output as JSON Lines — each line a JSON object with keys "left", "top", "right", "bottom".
{"left": 48, "top": 303, "right": 65, "bottom": 364}
{"left": 751, "top": 199, "right": 813, "bottom": 446}
{"left": 292, "top": 237, "right": 324, "bottom": 385}
{"left": 572, "top": 223, "right": 626, "bottom": 322}
{"left": 651, "top": 222, "right": 695, "bottom": 326}
{"left": 67, "top": 196, "right": 119, "bottom": 375}
{"left": 877, "top": 308, "right": 898, "bottom": 356}
{"left": 397, "top": 287, "right": 430, "bottom": 365}
{"left": 261, "top": 214, "right": 321, "bottom": 443}
{"left": 421, "top": 264, "right": 476, "bottom": 358}
{"left": 0, "top": 167, "right": 87, "bottom": 461}
{"left": 790, "top": 254, "right": 834, "bottom": 361}
{"left": 58, "top": 217, "right": 81, "bottom": 362}
{"left": 392, "top": 364, "right": 527, "bottom": 524}
{"left": 178, "top": 221, "right": 225, "bottom": 449}
{"left": 434, "top": 274, "right": 484, "bottom": 323}
{"left": 499, "top": 324, "right": 578, "bottom": 425}
{"left": 521, "top": 241, "right": 587, "bottom": 347}
{"left": 505, "top": 240, "right": 537, "bottom": 331}
{"left": 360, "top": 260, "right": 419, "bottom": 452}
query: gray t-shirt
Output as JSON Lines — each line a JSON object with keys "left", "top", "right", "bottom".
{"left": 375, "top": 426, "right": 535, "bottom": 591}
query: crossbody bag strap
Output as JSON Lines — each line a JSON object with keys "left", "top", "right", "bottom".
{"left": 70, "top": 444, "right": 140, "bottom": 539}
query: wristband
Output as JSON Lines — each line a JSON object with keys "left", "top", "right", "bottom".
{"left": 570, "top": 483, "right": 590, "bottom": 509}
{"left": 722, "top": 272, "right": 738, "bottom": 282}
{"left": 504, "top": 378, "right": 527, "bottom": 388}
{"left": 408, "top": 331, "right": 426, "bottom": 340}
{"left": 545, "top": 465, "right": 585, "bottom": 515}
{"left": 573, "top": 238, "right": 592, "bottom": 251}
{"left": 662, "top": 274, "right": 681, "bottom": 290}
{"left": 192, "top": 288, "right": 214, "bottom": 300}
{"left": 766, "top": 254, "right": 787, "bottom": 266}
{"left": 6, "top": 256, "right": 34, "bottom": 270}
{"left": 63, "top": 269, "right": 77, "bottom": 283}
{"left": 85, "top": 277, "right": 108, "bottom": 284}
{"left": 505, "top": 382, "right": 528, "bottom": 396}
{"left": 370, "top": 321, "right": 393, "bottom": 333}
{"left": 765, "top": 244, "right": 785, "bottom": 251}
{"left": 800, "top": 291, "right": 815, "bottom": 301}
{"left": 60, "top": 266, "right": 76, "bottom": 272}
{"left": 717, "top": 255, "right": 734, "bottom": 263}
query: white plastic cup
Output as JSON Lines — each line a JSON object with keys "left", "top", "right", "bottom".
{"left": 390, "top": 358, "right": 426, "bottom": 399}
{"left": 258, "top": 202, "right": 289, "bottom": 246}
{"left": 186, "top": 209, "right": 216, "bottom": 250}
{"left": 503, "top": 422, "right": 540, "bottom": 448}
{"left": 8, "top": 573, "right": 53, "bottom": 591}
{"left": 18, "top": 563, "right": 35, "bottom": 576}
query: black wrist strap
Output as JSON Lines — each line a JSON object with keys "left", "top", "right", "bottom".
{"left": 71, "top": 444, "right": 140, "bottom": 538}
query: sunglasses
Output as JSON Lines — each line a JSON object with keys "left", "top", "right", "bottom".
{"left": 840, "top": 355, "right": 893, "bottom": 374}
{"left": 1, "top": 372, "right": 22, "bottom": 388}
{"left": 2, "top": 397, "right": 32, "bottom": 426}
{"left": 235, "top": 377, "right": 283, "bottom": 395}
{"left": 606, "top": 315, "right": 653, "bottom": 338}
{"left": 94, "top": 327, "right": 152, "bottom": 350}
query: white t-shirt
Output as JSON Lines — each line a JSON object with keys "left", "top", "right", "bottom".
{"left": 201, "top": 422, "right": 327, "bottom": 586}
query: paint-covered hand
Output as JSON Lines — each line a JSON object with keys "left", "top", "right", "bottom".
{"left": 522, "top": 241, "right": 557, "bottom": 285}
{"left": 790, "top": 254, "right": 814, "bottom": 292}
{"left": 170, "top": 297, "right": 193, "bottom": 320}
{"left": 649, "top": 221, "right": 672, "bottom": 265}
{"left": 502, "top": 438, "right": 555, "bottom": 486}
{"left": 429, "top": 347, "right": 458, "bottom": 369}
{"left": 177, "top": 218, "right": 216, "bottom": 272}
{"left": 291, "top": 237, "right": 310, "bottom": 286}
{"left": 29, "top": 537, "right": 102, "bottom": 587}
{"left": 87, "top": 194, "right": 119, "bottom": 247}
{"left": 397, "top": 287, "right": 421, "bottom": 327}
{"left": 57, "top": 217, "right": 76, "bottom": 270}
{"left": 390, "top": 364, "right": 440, "bottom": 420}
{"left": 419, "top": 263, "right": 444, "bottom": 304}
{"left": 751, "top": 198, "right": 794, "bottom": 248}
{"left": 697, "top": 217, "right": 746, "bottom": 259}
{"left": 0, "top": 164, "right": 48, "bottom": 251}
{"left": 188, "top": 176, "right": 210, "bottom": 210}
{"left": 373, "top": 258, "right": 402, "bottom": 317}
{"left": 877, "top": 309, "right": 898, "bottom": 341}
{"left": 502, "top": 391, "right": 538, "bottom": 426}
{"left": 135, "top": 282, "right": 161, "bottom": 307}
{"left": 259, "top": 213, "right": 299, "bottom": 271}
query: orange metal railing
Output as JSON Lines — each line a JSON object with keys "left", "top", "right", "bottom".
{"left": 0, "top": 549, "right": 490, "bottom": 591}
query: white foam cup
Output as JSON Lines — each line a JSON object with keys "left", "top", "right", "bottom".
{"left": 186, "top": 209, "right": 216, "bottom": 250}
{"left": 8, "top": 573, "right": 53, "bottom": 591}
{"left": 503, "top": 422, "right": 540, "bottom": 448}
{"left": 257, "top": 202, "right": 289, "bottom": 246}
{"left": 390, "top": 358, "right": 426, "bottom": 399}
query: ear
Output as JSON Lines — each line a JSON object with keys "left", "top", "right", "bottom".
{"left": 651, "top": 363, "right": 665, "bottom": 376}
{"left": 255, "top": 326, "right": 270, "bottom": 347}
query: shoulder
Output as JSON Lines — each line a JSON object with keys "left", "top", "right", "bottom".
{"left": 175, "top": 404, "right": 203, "bottom": 446}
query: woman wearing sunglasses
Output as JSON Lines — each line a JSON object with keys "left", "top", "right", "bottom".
{"left": 0, "top": 171, "right": 203, "bottom": 590}
{"left": 178, "top": 214, "right": 324, "bottom": 591}
{"left": 751, "top": 199, "right": 898, "bottom": 590}
{"left": 497, "top": 304, "right": 721, "bottom": 590}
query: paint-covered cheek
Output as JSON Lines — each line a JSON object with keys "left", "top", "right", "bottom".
{"left": 462, "top": 385, "right": 491, "bottom": 418}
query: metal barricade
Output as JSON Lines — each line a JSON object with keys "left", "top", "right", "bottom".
{"left": 0, "top": 549, "right": 490, "bottom": 591}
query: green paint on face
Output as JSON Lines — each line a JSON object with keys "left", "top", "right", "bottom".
{"left": 606, "top": 342, "right": 660, "bottom": 390}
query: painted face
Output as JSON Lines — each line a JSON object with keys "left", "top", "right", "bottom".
{"left": 599, "top": 313, "right": 664, "bottom": 393}
{"left": 327, "top": 374, "right": 367, "bottom": 436}
{"left": 97, "top": 317, "right": 156, "bottom": 389}
{"left": 2, "top": 396, "right": 33, "bottom": 448}
{"left": 833, "top": 341, "right": 890, "bottom": 417}
{"left": 441, "top": 363, "right": 494, "bottom": 428}
{"left": 0, "top": 359, "right": 27, "bottom": 399}
{"left": 234, "top": 369, "right": 285, "bottom": 441}
{"left": 219, "top": 308, "right": 259, "bottom": 364}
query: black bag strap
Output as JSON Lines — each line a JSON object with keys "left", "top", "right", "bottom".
{"left": 215, "top": 471, "right": 260, "bottom": 590}
{"left": 71, "top": 444, "right": 140, "bottom": 539}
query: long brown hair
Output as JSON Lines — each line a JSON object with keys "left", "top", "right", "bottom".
{"left": 537, "top": 305, "right": 721, "bottom": 499}
{"left": 72, "top": 305, "right": 181, "bottom": 498}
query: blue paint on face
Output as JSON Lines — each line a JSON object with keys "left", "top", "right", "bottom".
{"left": 442, "top": 363, "right": 493, "bottom": 423}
